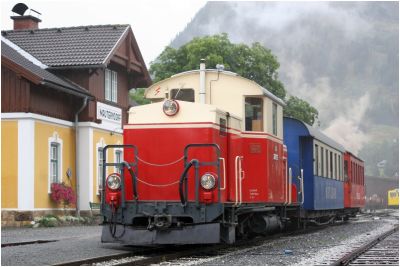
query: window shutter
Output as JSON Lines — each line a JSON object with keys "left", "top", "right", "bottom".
{"left": 112, "top": 71, "right": 118, "bottom": 102}
{"left": 105, "top": 69, "right": 111, "bottom": 101}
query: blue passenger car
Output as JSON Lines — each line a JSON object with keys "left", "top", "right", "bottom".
{"left": 283, "top": 117, "right": 345, "bottom": 211}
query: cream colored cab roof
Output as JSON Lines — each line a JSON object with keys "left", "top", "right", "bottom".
{"left": 145, "top": 70, "right": 284, "bottom": 116}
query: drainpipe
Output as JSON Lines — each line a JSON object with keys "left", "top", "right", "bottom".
{"left": 199, "top": 59, "right": 206, "bottom": 104}
{"left": 75, "top": 97, "right": 88, "bottom": 217}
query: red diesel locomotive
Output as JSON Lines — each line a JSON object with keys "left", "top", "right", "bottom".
{"left": 101, "top": 62, "right": 365, "bottom": 245}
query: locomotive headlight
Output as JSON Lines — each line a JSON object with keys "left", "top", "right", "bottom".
{"left": 200, "top": 173, "right": 216, "bottom": 190}
{"left": 163, "top": 99, "right": 179, "bottom": 116}
{"left": 106, "top": 174, "right": 121, "bottom": 190}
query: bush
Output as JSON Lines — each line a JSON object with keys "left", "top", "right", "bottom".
{"left": 36, "top": 215, "right": 59, "bottom": 227}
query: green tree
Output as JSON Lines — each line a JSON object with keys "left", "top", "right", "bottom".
{"left": 149, "top": 33, "right": 318, "bottom": 124}
{"left": 130, "top": 88, "right": 150, "bottom": 105}
{"left": 284, "top": 96, "right": 318, "bottom": 125}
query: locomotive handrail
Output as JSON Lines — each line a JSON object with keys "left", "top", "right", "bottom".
{"left": 179, "top": 159, "right": 199, "bottom": 206}
{"left": 121, "top": 161, "right": 138, "bottom": 200}
{"left": 183, "top": 143, "right": 222, "bottom": 204}
{"left": 234, "top": 156, "right": 244, "bottom": 207}
{"left": 102, "top": 144, "right": 138, "bottom": 211}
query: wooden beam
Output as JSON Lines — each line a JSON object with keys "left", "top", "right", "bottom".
{"left": 1, "top": 56, "right": 42, "bottom": 84}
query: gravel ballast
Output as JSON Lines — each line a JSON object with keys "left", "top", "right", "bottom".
{"left": 159, "top": 213, "right": 399, "bottom": 266}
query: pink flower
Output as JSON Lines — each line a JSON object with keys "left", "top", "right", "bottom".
{"left": 50, "top": 183, "right": 76, "bottom": 206}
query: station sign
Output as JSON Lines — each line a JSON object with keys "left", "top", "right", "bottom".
{"left": 96, "top": 102, "right": 122, "bottom": 127}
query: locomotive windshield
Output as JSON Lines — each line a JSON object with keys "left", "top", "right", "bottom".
{"left": 170, "top": 88, "right": 195, "bottom": 102}
{"left": 245, "top": 97, "right": 263, "bottom": 131}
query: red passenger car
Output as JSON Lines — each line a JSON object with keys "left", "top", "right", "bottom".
{"left": 344, "top": 151, "right": 365, "bottom": 209}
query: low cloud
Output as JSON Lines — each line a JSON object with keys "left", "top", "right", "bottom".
{"left": 323, "top": 94, "right": 371, "bottom": 155}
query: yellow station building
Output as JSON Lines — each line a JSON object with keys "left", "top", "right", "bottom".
{"left": 1, "top": 14, "right": 151, "bottom": 225}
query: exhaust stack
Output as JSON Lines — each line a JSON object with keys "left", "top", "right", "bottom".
{"left": 199, "top": 59, "right": 206, "bottom": 104}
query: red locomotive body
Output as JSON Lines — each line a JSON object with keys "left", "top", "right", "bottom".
{"left": 344, "top": 151, "right": 365, "bottom": 208}
{"left": 121, "top": 101, "right": 287, "bottom": 205}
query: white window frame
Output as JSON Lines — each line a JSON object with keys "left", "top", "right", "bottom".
{"left": 96, "top": 138, "right": 106, "bottom": 195}
{"left": 114, "top": 148, "right": 123, "bottom": 174}
{"left": 105, "top": 68, "right": 117, "bottom": 103}
{"left": 48, "top": 132, "right": 63, "bottom": 193}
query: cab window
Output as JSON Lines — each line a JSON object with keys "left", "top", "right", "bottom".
{"left": 245, "top": 97, "right": 263, "bottom": 131}
{"left": 170, "top": 88, "right": 195, "bottom": 102}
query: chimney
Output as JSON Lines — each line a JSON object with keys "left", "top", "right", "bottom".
{"left": 199, "top": 59, "right": 206, "bottom": 104}
{"left": 10, "top": 3, "right": 41, "bottom": 30}
{"left": 11, "top": 15, "right": 41, "bottom": 30}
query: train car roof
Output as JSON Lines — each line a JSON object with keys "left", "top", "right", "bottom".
{"left": 150, "top": 69, "right": 286, "bottom": 106}
{"left": 284, "top": 117, "right": 346, "bottom": 152}
{"left": 345, "top": 150, "right": 364, "bottom": 162}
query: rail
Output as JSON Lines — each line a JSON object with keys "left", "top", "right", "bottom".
{"left": 331, "top": 225, "right": 399, "bottom": 266}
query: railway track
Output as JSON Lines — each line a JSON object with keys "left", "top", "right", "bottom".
{"left": 331, "top": 225, "right": 399, "bottom": 266}
{"left": 53, "top": 223, "right": 344, "bottom": 266}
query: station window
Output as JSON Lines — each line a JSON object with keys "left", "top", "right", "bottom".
{"left": 170, "top": 88, "right": 195, "bottom": 102}
{"left": 272, "top": 103, "right": 278, "bottom": 136}
{"left": 321, "top": 147, "right": 324, "bottom": 177}
{"left": 105, "top": 68, "right": 118, "bottom": 102}
{"left": 48, "top": 132, "right": 63, "bottom": 193}
{"left": 245, "top": 97, "right": 263, "bottom": 131}
{"left": 50, "top": 143, "right": 60, "bottom": 184}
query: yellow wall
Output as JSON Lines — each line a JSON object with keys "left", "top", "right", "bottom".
{"left": 1, "top": 121, "right": 18, "bottom": 208}
{"left": 34, "top": 121, "right": 76, "bottom": 209}
{"left": 92, "top": 129, "right": 122, "bottom": 202}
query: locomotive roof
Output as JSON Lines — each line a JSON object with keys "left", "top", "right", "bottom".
{"left": 284, "top": 117, "right": 346, "bottom": 152}
{"left": 163, "top": 69, "right": 286, "bottom": 106}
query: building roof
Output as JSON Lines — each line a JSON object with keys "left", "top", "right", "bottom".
{"left": 1, "top": 38, "right": 92, "bottom": 98}
{"left": 1, "top": 24, "right": 130, "bottom": 68}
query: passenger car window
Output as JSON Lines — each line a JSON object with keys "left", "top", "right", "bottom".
{"left": 245, "top": 97, "right": 263, "bottom": 131}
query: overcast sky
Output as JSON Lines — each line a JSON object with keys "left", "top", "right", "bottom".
{"left": 1, "top": 0, "right": 207, "bottom": 67}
